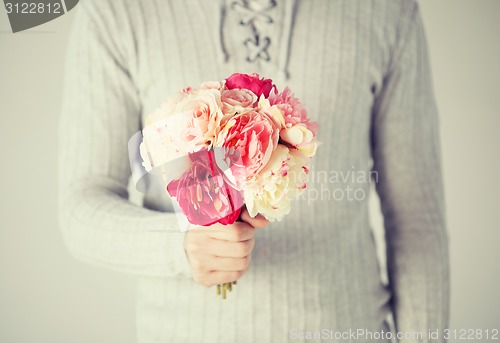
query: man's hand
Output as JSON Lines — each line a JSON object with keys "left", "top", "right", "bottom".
{"left": 184, "top": 208, "right": 268, "bottom": 287}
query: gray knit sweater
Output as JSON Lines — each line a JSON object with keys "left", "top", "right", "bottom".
{"left": 58, "top": 0, "right": 449, "bottom": 342}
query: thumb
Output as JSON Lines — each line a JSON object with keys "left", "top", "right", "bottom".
{"left": 240, "top": 207, "right": 269, "bottom": 229}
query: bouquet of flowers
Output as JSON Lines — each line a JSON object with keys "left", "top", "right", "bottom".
{"left": 139, "top": 73, "right": 318, "bottom": 298}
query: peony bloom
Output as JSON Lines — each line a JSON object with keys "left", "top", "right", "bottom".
{"left": 225, "top": 73, "right": 276, "bottom": 98}
{"left": 216, "top": 109, "right": 280, "bottom": 188}
{"left": 244, "top": 145, "right": 309, "bottom": 221}
{"left": 269, "top": 87, "right": 318, "bottom": 137}
{"left": 166, "top": 149, "right": 243, "bottom": 226}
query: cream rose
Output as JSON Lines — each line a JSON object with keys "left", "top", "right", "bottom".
{"left": 165, "top": 88, "right": 224, "bottom": 153}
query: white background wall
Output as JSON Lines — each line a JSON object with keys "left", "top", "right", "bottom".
{"left": 1, "top": 1, "right": 499, "bottom": 342}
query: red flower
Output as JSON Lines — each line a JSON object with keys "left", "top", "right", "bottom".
{"left": 166, "top": 149, "right": 243, "bottom": 226}
{"left": 225, "top": 73, "right": 276, "bottom": 98}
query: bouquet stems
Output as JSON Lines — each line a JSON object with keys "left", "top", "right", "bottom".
{"left": 216, "top": 281, "right": 237, "bottom": 299}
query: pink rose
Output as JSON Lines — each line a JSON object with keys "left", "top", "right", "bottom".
{"left": 166, "top": 149, "right": 243, "bottom": 226}
{"left": 269, "top": 87, "right": 318, "bottom": 137}
{"left": 217, "top": 109, "right": 279, "bottom": 188}
{"left": 225, "top": 73, "right": 276, "bottom": 98}
{"left": 221, "top": 88, "right": 258, "bottom": 116}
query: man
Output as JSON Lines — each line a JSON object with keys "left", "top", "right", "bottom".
{"left": 59, "top": 0, "right": 449, "bottom": 341}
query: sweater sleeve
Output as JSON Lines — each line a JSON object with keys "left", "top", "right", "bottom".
{"left": 58, "top": 2, "right": 192, "bottom": 278}
{"left": 371, "top": 2, "right": 449, "bottom": 341}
